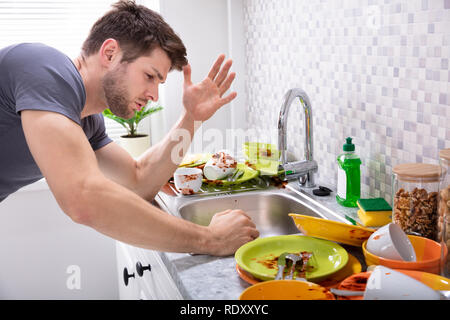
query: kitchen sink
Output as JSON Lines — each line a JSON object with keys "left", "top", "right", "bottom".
{"left": 155, "top": 183, "right": 347, "bottom": 238}
{"left": 178, "top": 192, "right": 320, "bottom": 237}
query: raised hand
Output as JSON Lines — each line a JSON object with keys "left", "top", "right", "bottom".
{"left": 182, "top": 54, "right": 237, "bottom": 122}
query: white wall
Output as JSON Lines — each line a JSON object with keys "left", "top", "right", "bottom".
{"left": 158, "top": 0, "right": 247, "bottom": 154}
{"left": 0, "top": 186, "right": 118, "bottom": 299}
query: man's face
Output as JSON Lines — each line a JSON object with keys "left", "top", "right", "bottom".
{"left": 102, "top": 47, "right": 171, "bottom": 119}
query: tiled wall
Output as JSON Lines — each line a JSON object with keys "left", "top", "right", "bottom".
{"left": 243, "top": 0, "right": 450, "bottom": 202}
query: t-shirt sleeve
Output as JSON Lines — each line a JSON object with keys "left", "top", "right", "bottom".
{"left": 5, "top": 43, "right": 85, "bottom": 124}
{"left": 83, "top": 114, "right": 113, "bottom": 151}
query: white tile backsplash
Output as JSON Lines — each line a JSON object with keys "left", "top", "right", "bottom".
{"left": 243, "top": 0, "right": 450, "bottom": 203}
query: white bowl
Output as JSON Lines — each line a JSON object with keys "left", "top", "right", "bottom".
{"left": 364, "top": 266, "right": 440, "bottom": 300}
{"left": 366, "top": 223, "right": 416, "bottom": 261}
{"left": 173, "top": 167, "right": 203, "bottom": 194}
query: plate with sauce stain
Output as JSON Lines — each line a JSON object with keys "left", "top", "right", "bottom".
{"left": 289, "top": 213, "right": 375, "bottom": 246}
{"left": 235, "top": 235, "right": 348, "bottom": 282}
{"left": 236, "top": 253, "right": 362, "bottom": 288}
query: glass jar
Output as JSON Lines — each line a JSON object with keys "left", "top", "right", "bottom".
{"left": 438, "top": 149, "right": 450, "bottom": 277}
{"left": 392, "top": 163, "right": 440, "bottom": 241}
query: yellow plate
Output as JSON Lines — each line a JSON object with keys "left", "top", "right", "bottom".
{"left": 239, "top": 280, "right": 335, "bottom": 300}
{"left": 289, "top": 213, "right": 374, "bottom": 246}
{"left": 203, "top": 163, "right": 259, "bottom": 186}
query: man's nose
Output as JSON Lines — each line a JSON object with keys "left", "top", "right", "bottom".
{"left": 145, "top": 85, "right": 159, "bottom": 102}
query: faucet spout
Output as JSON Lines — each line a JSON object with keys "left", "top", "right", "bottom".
{"left": 277, "top": 88, "right": 316, "bottom": 187}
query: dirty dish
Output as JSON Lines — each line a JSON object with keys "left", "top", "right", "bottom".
{"left": 236, "top": 253, "right": 362, "bottom": 289}
{"left": 364, "top": 266, "right": 442, "bottom": 300}
{"left": 179, "top": 153, "right": 211, "bottom": 167}
{"left": 239, "top": 280, "right": 335, "bottom": 300}
{"left": 235, "top": 235, "right": 348, "bottom": 282}
{"left": 173, "top": 167, "right": 203, "bottom": 194}
{"left": 336, "top": 271, "right": 371, "bottom": 300}
{"left": 236, "top": 264, "right": 260, "bottom": 285}
{"left": 317, "top": 253, "right": 362, "bottom": 288}
{"left": 336, "top": 268, "right": 450, "bottom": 300}
{"left": 203, "top": 163, "right": 259, "bottom": 186}
{"left": 289, "top": 213, "right": 374, "bottom": 246}
{"left": 400, "top": 269, "right": 450, "bottom": 290}
{"left": 362, "top": 235, "right": 443, "bottom": 274}
{"left": 243, "top": 142, "right": 280, "bottom": 176}
{"left": 366, "top": 223, "right": 416, "bottom": 261}
{"left": 203, "top": 151, "right": 237, "bottom": 180}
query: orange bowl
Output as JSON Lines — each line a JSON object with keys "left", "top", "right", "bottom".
{"left": 362, "top": 235, "right": 444, "bottom": 274}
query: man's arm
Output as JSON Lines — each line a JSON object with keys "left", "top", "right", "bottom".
{"left": 21, "top": 110, "right": 258, "bottom": 255}
{"left": 95, "top": 110, "right": 196, "bottom": 201}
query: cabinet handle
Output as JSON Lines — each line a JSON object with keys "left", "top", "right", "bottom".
{"left": 136, "top": 261, "right": 152, "bottom": 277}
{"left": 123, "top": 267, "right": 135, "bottom": 286}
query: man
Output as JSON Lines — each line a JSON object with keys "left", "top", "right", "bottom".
{"left": 0, "top": 0, "right": 259, "bottom": 256}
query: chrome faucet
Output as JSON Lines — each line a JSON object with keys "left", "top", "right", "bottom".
{"left": 278, "top": 88, "right": 317, "bottom": 188}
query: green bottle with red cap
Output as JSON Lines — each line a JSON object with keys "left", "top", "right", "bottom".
{"left": 336, "top": 137, "right": 362, "bottom": 207}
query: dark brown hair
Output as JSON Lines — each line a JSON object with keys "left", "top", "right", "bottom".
{"left": 81, "top": 0, "right": 187, "bottom": 70}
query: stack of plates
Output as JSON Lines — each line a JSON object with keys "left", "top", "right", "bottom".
{"left": 235, "top": 235, "right": 353, "bottom": 283}
{"left": 235, "top": 235, "right": 363, "bottom": 300}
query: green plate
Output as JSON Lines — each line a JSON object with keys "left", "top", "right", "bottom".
{"left": 180, "top": 153, "right": 212, "bottom": 167}
{"left": 235, "top": 235, "right": 349, "bottom": 282}
{"left": 203, "top": 163, "right": 259, "bottom": 186}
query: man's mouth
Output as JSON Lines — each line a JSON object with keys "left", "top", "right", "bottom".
{"left": 134, "top": 101, "right": 145, "bottom": 111}
{"left": 134, "top": 99, "right": 149, "bottom": 111}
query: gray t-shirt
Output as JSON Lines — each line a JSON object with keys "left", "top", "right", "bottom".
{"left": 0, "top": 43, "right": 112, "bottom": 202}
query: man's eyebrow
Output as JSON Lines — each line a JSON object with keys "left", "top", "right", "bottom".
{"left": 151, "top": 66, "right": 165, "bottom": 83}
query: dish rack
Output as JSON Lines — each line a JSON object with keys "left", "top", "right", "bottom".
{"left": 168, "top": 176, "right": 272, "bottom": 197}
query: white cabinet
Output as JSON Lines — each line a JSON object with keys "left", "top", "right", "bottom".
{"left": 116, "top": 241, "right": 139, "bottom": 300}
{"left": 115, "top": 241, "right": 183, "bottom": 300}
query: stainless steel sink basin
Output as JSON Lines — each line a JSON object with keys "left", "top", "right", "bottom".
{"left": 155, "top": 184, "right": 346, "bottom": 238}
{"left": 178, "top": 192, "right": 321, "bottom": 237}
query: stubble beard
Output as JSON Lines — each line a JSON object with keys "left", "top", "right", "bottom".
{"left": 102, "top": 64, "right": 133, "bottom": 119}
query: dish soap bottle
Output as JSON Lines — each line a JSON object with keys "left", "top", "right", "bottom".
{"left": 336, "top": 137, "right": 361, "bottom": 207}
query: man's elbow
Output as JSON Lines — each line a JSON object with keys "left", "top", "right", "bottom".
{"left": 55, "top": 178, "right": 101, "bottom": 226}
{"left": 66, "top": 204, "right": 92, "bottom": 226}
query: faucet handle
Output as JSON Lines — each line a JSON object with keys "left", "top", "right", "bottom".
{"left": 279, "top": 160, "right": 318, "bottom": 183}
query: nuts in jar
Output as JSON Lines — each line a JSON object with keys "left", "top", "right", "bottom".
{"left": 392, "top": 163, "right": 441, "bottom": 241}
{"left": 393, "top": 187, "right": 438, "bottom": 240}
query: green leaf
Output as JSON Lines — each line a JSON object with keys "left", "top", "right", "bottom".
{"left": 102, "top": 102, "right": 163, "bottom": 137}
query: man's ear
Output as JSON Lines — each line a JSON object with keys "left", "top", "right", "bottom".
{"left": 99, "top": 38, "right": 121, "bottom": 67}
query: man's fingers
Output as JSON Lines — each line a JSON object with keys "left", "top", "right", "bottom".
{"left": 249, "top": 227, "right": 260, "bottom": 239}
{"left": 214, "top": 59, "right": 233, "bottom": 87}
{"left": 207, "top": 54, "right": 225, "bottom": 80}
{"left": 219, "top": 72, "right": 236, "bottom": 96}
{"left": 218, "top": 91, "right": 237, "bottom": 107}
{"left": 183, "top": 63, "right": 192, "bottom": 86}
{"left": 230, "top": 209, "right": 251, "bottom": 220}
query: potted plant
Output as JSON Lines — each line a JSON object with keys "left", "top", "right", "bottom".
{"left": 103, "top": 102, "right": 163, "bottom": 158}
